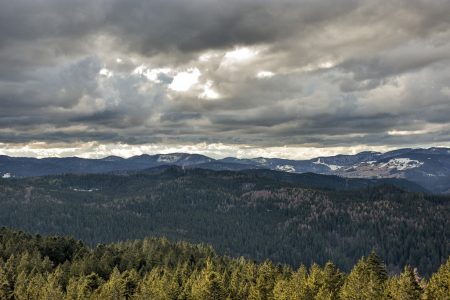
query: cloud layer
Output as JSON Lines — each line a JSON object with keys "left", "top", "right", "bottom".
{"left": 1, "top": 0, "right": 450, "bottom": 158}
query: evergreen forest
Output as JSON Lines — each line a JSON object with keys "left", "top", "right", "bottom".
{"left": 0, "top": 168, "right": 448, "bottom": 276}
{"left": 0, "top": 227, "right": 449, "bottom": 300}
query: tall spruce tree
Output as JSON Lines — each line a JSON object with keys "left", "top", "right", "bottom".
{"left": 340, "top": 255, "right": 387, "bottom": 300}
{"left": 424, "top": 257, "right": 450, "bottom": 300}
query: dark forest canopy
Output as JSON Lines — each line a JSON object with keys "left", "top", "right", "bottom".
{"left": 0, "top": 168, "right": 448, "bottom": 276}
{"left": 0, "top": 228, "right": 449, "bottom": 300}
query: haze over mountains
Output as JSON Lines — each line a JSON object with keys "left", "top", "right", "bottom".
{"left": 2, "top": 147, "right": 450, "bottom": 193}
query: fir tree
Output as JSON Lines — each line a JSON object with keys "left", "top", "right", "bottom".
{"left": 0, "top": 264, "right": 13, "bottom": 300}
{"left": 424, "top": 257, "right": 450, "bottom": 300}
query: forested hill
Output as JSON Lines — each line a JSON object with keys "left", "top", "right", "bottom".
{"left": 0, "top": 168, "right": 448, "bottom": 276}
{"left": 0, "top": 228, "right": 449, "bottom": 299}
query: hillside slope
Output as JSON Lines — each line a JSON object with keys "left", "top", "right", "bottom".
{"left": 0, "top": 168, "right": 448, "bottom": 275}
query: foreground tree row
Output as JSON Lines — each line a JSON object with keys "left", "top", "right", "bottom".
{"left": 0, "top": 228, "right": 449, "bottom": 299}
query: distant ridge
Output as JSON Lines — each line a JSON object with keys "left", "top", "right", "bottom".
{"left": 1, "top": 147, "right": 450, "bottom": 193}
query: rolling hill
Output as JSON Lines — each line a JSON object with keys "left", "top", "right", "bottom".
{"left": 0, "top": 167, "right": 448, "bottom": 275}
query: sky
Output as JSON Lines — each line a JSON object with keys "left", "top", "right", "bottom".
{"left": 0, "top": 0, "right": 450, "bottom": 159}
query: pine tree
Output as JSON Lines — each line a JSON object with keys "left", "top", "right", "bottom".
{"left": 366, "top": 251, "right": 388, "bottom": 282}
{"left": 65, "top": 273, "right": 103, "bottom": 300}
{"left": 316, "top": 262, "right": 344, "bottom": 300}
{"left": 15, "top": 272, "right": 46, "bottom": 300}
{"left": 307, "top": 263, "right": 324, "bottom": 297}
{"left": 384, "top": 276, "right": 400, "bottom": 300}
{"left": 274, "top": 264, "right": 311, "bottom": 300}
{"left": 13, "top": 271, "right": 30, "bottom": 300}
{"left": 94, "top": 267, "right": 126, "bottom": 300}
{"left": 121, "top": 269, "right": 140, "bottom": 299}
{"left": 0, "top": 264, "right": 13, "bottom": 300}
{"left": 3, "top": 255, "right": 17, "bottom": 295}
{"left": 424, "top": 257, "right": 450, "bottom": 300}
{"left": 228, "top": 267, "right": 243, "bottom": 299}
{"left": 192, "top": 270, "right": 227, "bottom": 300}
{"left": 340, "top": 255, "right": 386, "bottom": 300}
{"left": 384, "top": 266, "right": 423, "bottom": 300}
{"left": 250, "top": 260, "right": 276, "bottom": 300}
{"left": 181, "top": 269, "right": 198, "bottom": 300}
{"left": 191, "top": 261, "right": 227, "bottom": 300}
{"left": 135, "top": 268, "right": 166, "bottom": 300}
{"left": 396, "top": 266, "right": 422, "bottom": 300}
{"left": 41, "top": 266, "right": 65, "bottom": 300}
{"left": 273, "top": 278, "right": 290, "bottom": 300}
{"left": 65, "top": 276, "right": 86, "bottom": 300}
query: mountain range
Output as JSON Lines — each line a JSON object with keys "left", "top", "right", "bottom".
{"left": 1, "top": 147, "right": 450, "bottom": 193}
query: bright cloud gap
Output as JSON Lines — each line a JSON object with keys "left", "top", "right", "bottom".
{"left": 1, "top": 0, "right": 450, "bottom": 156}
{"left": 1, "top": 142, "right": 450, "bottom": 160}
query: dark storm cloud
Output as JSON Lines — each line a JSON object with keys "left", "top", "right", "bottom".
{"left": 0, "top": 0, "right": 350, "bottom": 60}
{"left": 1, "top": 0, "right": 450, "bottom": 155}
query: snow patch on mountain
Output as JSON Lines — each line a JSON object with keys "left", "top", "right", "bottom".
{"left": 157, "top": 154, "right": 181, "bottom": 163}
{"left": 380, "top": 158, "right": 424, "bottom": 171}
{"left": 253, "top": 158, "right": 268, "bottom": 164}
{"left": 72, "top": 187, "right": 99, "bottom": 192}
{"left": 276, "top": 165, "right": 296, "bottom": 172}
{"left": 313, "top": 159, "right": 342, "bottom": 171}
